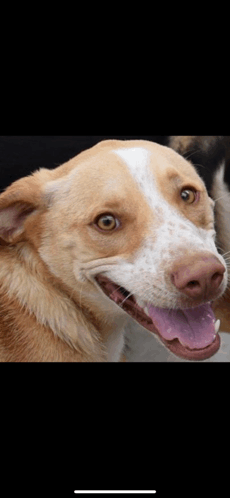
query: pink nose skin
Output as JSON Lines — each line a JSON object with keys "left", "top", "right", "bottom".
{"left": 171, "top": 254, "right": 225, "bottom": 300}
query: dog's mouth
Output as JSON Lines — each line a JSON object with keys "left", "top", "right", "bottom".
{"left": 95, "top": 275, "right": 221, "bottom": 361}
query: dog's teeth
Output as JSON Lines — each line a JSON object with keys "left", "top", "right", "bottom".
{"left": 144, "top": 306, "right": 149, "bottom": 316}
{"left": 214, "top": 319, "right": 221, "bottom": 333}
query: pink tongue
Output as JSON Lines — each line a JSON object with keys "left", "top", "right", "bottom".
{"left": 147, "top": 303, "right": 216, "bottom": 349}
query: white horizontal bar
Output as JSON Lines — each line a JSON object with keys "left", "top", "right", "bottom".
{"left": 74, "top": 492, "right": 156, "bottom": 494}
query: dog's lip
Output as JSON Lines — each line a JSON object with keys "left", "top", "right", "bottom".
{"left": 95, "top": 274, "right": 220, "bottom": 361}
{"left": 160, "top": 332, "right": 220, "bottom": 360}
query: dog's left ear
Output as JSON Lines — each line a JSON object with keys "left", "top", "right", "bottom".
{"left": 0, "top": 174, "right": 45, "bottom": 243}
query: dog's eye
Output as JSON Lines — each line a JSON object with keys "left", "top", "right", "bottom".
{"left": 180, "top": 188, "right": 197, "bottom": 204}
{"left": 96, "top": 214, "right": 118, "bottom": 231}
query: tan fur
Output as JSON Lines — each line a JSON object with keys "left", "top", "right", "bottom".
{"left": 0, "top": 243, "right": 107, "bottom": 361}
{"left": 0, "top": 139, "right": 223, "bottom": 361}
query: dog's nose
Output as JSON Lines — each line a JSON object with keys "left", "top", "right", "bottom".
{"left": 171, "top": 254, "right": 225, "bottom": 300}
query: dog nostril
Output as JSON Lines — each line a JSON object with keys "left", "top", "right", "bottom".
{"left": 186, "top": 280, "right": 199, "bottom": 289}
{"left": 211, "top": 271, "right": 223, "bottom": 287}
{"left": 212, "top": 272, "right": 221, "bottom": 281}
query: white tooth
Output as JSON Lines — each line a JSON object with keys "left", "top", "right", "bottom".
{"left": 215, "top": 319, "right": 221, "bottom": 333}
{"left": 144, "top": 306, "right": 149, "bottom": 316}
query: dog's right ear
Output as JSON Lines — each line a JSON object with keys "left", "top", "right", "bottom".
{"left": 0, "top": 174, "right": 45, "bottom": 243}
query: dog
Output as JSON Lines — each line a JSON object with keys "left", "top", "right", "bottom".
{"left": 0, "top": 139, "right": 228, "bottom": 361}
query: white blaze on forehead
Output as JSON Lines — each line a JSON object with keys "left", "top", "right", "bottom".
{"left": 114, "top": 147, "right": 151, "bottom": 173}
{"left": 113, "top": 147, "right": 156, "bottom": 204}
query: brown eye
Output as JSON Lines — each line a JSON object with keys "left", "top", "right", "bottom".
{"left": 96, "top": 214, "right": 118, "bottom": 231}
{"left": 180, "top": 188, "right": 197, "bottom": 204}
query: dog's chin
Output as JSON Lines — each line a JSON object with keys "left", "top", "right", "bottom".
{"left": 95, "top": 275, "right": 221, "bottom": 361}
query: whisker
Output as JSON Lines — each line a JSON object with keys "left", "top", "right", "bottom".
{"left": 192, "top": 163, "right": 207, "bottom": 170}
{"left": 183, "top": 149, "right": 198, "bottom": 161}
{"left": 120, "top": 292, "right": 134, "bottom": 308}
{"left": 213, "top": 192, "right": 230, "bottom": 203}
{"left": 115, "top": 285, "right": 127, "bottom": 293}
{"left": 216, "top": 242, "right": 225, "bottom": 252}
{"left": 116, "top": 279, "right": 165, "bottom": 298}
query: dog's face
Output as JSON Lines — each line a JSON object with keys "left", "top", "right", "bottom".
{"left": 0, "top": 140, "right": 227, "bottom": 360}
